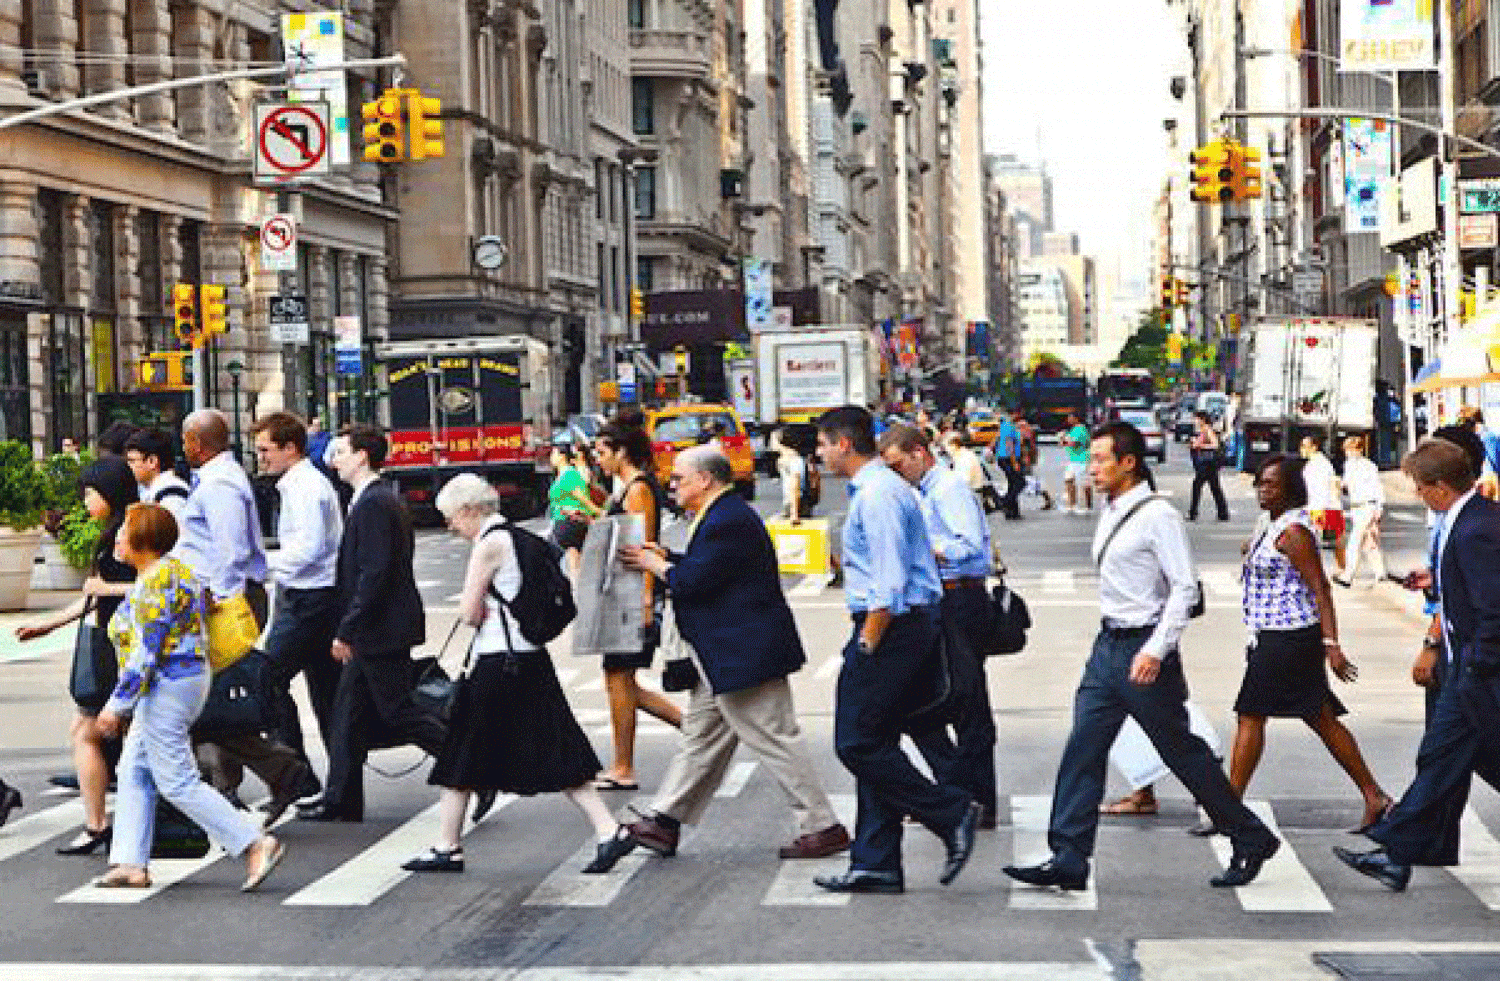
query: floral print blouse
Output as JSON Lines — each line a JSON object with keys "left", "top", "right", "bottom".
{"left": 103, "top": 556, "right": 211, "bottom": 716}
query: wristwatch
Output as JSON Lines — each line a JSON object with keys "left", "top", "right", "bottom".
{"left": 856, "top": 637, "right": 875, "bottom": 657}
{"left": 1423, "top": 636, "right": 1442, "bottom": 651}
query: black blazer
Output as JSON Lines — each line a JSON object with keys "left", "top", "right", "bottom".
{"left": 1436, "top": 492, "right": 1500, "bottom": 677}
{"left": 665, "top": 491, "right": 805, "bottom": 694}
{"left": 335, "top": 478, "right": 425, "bottom": 656}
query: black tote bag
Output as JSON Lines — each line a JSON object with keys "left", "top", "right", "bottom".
{"left": 68, "top": 600, "right": 118, "bottom": 713}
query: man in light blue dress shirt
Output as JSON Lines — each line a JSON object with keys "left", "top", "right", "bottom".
{"left": 880, "top": 423, "right": 997, "bottom": 826}
{"left": 811, "top": 407, "right": 980, "bottom": 895}
{"left": 993, "top": 410, "right": 1024, "bottom": 520}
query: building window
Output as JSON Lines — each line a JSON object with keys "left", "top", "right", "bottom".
{"left": 628, "top": 0, "right": 645, "bottom": 29}
{"left": 636, "top": 256, "right": 656, "bottom": 291}
{"left": 611, "top": 245, "right": 621, "bottom": 310}
{"left": 634, "top": 166, "right": 656, "bottom": 219}
{"left": 632, "top": 78, "right": 654, "bottom": 135}
{"left": 0, "top": 317, "right": 29, "bottom": 444}
{"left": 88, "top": 201, "right": 115, "bottom": 311}
{"left": 598, "top": 243, "right": 608, "bottom": 309}
{"left": 595, "top": 160, "right": 605, "bottom": 218}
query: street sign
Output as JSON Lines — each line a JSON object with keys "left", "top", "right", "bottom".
{"left": 254, "top": 102, "right": 331, "bottom": 181}
{"left": 334, "top": 315, "right": 362, "bottom": 375}
{"left": 1459, "top": 213, "right": 1499, "bottom": 250}
{"left": 616, "top": 360, "right": 637, "bottom": 403}
{"left": 259, "top": 214, "right": 297, "bottom": 272}
{"left": 268, "top": 292, "right": 309, "bottom": 344}
{"left": 1460, "top": 178, "right": 1500, "bottom": 214}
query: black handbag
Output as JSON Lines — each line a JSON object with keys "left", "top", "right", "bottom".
{"left": 412, "top": 621, "right": 472, "bottom": 722}
{"left": 194, "top": 650, "right": 270, "bottom": 735}
{"left": 988, "top": 579, "right": 1032, "bottom": 656}
{"left": 68, "top": 600, "right": 118, "bottom": 713}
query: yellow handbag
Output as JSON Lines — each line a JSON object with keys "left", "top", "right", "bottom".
{"left": 206, "top": 592, "right": 260, "bottom": 673}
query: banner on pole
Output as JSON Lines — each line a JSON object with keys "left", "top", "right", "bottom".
{"left": 1340, "top": 0, "right": 1435, "bottom": 72}
{"left": 1344, "top": 119, "right": 1391, "bottom": 234}
{"left": 282, "top": 12, "right": 350, "bottom": 166}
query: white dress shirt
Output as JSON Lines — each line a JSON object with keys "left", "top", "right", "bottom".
{"left": 1342, "top": 457, "right": 1384, "bottom": 507}
{"left": 1436, "top": 487, "right": 1480, "bottom": 662}
{"left": 140, "top": 473, "right": 187, "bottom": 517}
{"left": 1091, "top": 480, "right": 1198, "bottom": 659}
{"left": 269, "top": 457, "right": 342, "bottom": 589}
{"left": 1303, "top": 452, "right": 1338, "bottom": 511}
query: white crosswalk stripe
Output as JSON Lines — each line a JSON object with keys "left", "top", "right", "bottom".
{"left": 814, "top": 654, "right": 843, "bottom": 680}
{"left": 1452, "top": 804, "right": 1500, "bottom": 910}
{"left": 521, "top": 840, "right": 650, "bottom": 906}
{"left": 0, "top": 800, "right": 83, "bottom": 863}
{"left": 761, "top": 795, "right": 858, "bottom": 906}
{"left": 282, "top": 795, "right": 516, "bottom": 906}
{"left": 1006, "top": 795, "right": 1098, "bottom": 910}
{"left": 1041, "top": 570, "right": 1074, "bottom": 594}
{"left": 1208, "top": 800, "right": 1331, "bottom": 913}
{"left": 0, "top": 963, "right": 1111, "bottom": 980}
{"left": 715, "top": 760, "right": 759, "bottom": 798}
{"left": 789, "top": 573, "right": 832, "bottom": 597}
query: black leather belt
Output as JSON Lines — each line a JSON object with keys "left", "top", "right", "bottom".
{"left": 942, "top": 577, "right": 986, "bottom": 591}
{"left": 1100, "top": 620, "right": 1154, "bottom": 637}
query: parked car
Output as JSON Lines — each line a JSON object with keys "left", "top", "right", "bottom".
{"left": 1120, "top": 408, "right": 1167, "bottom": 463}
{"left": 1173, "top": 391, "right": 1230, "bottom": 442}
{"left": 643, "top": 403, "right": 757, "bottom": 499}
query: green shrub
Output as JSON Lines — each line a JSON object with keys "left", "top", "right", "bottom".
{"left": 0, "top": 441, "right": 48, "bottom": 531}
{"left": 55, "top": 503, "right": 101, "bottom": 570}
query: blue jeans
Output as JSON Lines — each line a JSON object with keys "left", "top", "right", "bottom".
{"left": 109, "top": 671, "right": 261, "bottom": 867}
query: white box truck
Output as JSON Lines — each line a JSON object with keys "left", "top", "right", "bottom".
{"left": 752, "top": 326, "right": 881, "bottom": 426}
{"left": 1237, "top": 317, "right": 1378, "bottom": 471}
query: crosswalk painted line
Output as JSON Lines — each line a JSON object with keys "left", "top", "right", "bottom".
{"left": 1006, "top": 795, "right": 1097, "bottom": 911}
{"left": 283, "top": 795, "right": 516, "bottom": 906}
{"left": 761, "top": 794, "right": 857, "bottom": 906}
{"left": 521, "top": 840, "right": 649, "bottom": 906}
{"left": 1451, "top": 805, "right": 1500, "bottom": 909}
{"left": 789, "top": 573, "right": 832, "bottom": 597}
{"left": 0, "top": 963, "right": 1111, "bottom": 980}
{"left": 813, "top": 654, "right": 843, "bottom": 681}
{"left": 0, "top": 799, "right": 83, "bottom": 863}
{"left": 715, "top": 761, "right": 758, "bottom": 798}
{"left": 1208, "top": 800, "right": 1331, "bottom": 913}
{"left": 58, "top": 810, "right": 297, "bottom": 904}
{"left": 1041, "top": 571, "right": 1074, "bottom": 595}
{"left": 1200, "top": 568, "right": 1241, "bottom": 598}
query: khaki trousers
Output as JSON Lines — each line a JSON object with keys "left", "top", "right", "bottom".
{"left": 653, "top": 671, "right": 838, "bottom": 835}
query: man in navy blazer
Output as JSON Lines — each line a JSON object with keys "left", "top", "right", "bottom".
{"left": 608, "top": 446, "right": 850, "bottom": 862}
{"left": 1336, "top": 438, "right": 1500, "bottom": 890}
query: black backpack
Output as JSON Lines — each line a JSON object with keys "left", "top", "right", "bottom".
{"left": 800, "top": 457, "right": 821, "bottom": 509}
{"left": 481, "top": 522, "right": 576, "bottom": 646}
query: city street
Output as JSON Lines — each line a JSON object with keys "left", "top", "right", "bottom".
{"left": 1, "top": 449, "right": 1497, "bottom": 981}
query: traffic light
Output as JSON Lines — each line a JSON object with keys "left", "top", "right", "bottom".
{"left": 630, "top": 286, "right": 645, "bottom": 322}
{"left": 172, "top": 283, "right": 198, "bottom": 347}
{"left": 1175, "top": 279, "right": 1191, "bottom": 307}
{"left": 406, "top": 90, "right": 444, "bottom": 161}
{"left": 1189, "top": 140, "right": 1233, "bottom": 204}
{"left": 137, "top": 352, "right": 193, "bottom": 390}
{"left": 1230, "top": 142, "right": 1263, "bottom": 201}
{"left": 200, "top": 284, "right": 227, "bottom": 340}
{"left": 1160, "top": 276, "right": 1175, "bottom": 310}
{"left": 362, "top": 91, "right": 405, "bottom": 162}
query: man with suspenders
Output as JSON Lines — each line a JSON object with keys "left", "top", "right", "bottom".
{"left": 123, "top": 429, "right": 190, "bottom": 516}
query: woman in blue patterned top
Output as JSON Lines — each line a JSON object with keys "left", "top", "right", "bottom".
{"left": 1226, "top": 454, "right": 1392, "bottom": 835}
{"left": 91, "top": 503, "right": 286, "bottom": 891}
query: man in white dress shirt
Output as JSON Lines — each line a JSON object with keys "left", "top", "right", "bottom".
{"left": 123, "top": 429, "right": 189, "bottom": 516}
{"left": 1003, "top": 420, "right": 1280, "bottom": 891}
{"left": 252, "top": 412, "right": 344, "bottom": 798}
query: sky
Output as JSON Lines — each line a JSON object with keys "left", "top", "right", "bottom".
{"left": 979, "top": 0, "right": 1186, "bottom": 289}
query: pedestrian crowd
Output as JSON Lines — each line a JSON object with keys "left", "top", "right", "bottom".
{"left": 2, "top": 396, "right": 1498, "bottom": 905}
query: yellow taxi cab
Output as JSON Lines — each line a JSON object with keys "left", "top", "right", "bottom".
{"left": 968, "top": 414, "right": 1000, "bottom": 448}
{"left": 644, "top": 403, "right": 758, "bottom": 499}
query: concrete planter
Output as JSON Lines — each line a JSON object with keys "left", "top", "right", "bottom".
{"left": 33, "top": 534, "right": 85, "bottom": 592}
{"left": 0, "top": 528, "right": 41, "bottom": 611}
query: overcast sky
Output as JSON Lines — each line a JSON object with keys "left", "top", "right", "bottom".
{"left": 979, "top": 0, "right": 1186, "bottom": 287}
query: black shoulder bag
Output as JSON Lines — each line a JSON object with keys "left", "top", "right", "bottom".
{"left": 1096, "top": 495, "right": 1205, "bottom": 620}
{"left": 69, "top": 598, "right": 118, "bottom": 713}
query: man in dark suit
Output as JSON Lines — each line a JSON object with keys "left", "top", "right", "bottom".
{"left": 299, "top": 425, "right": 447, "bottom": 822}
{"left": 602, "top": 446, "right": 850, "bottom": 862}
{"left": 1336, "top": 437, "right": 1500, "bottom": 889}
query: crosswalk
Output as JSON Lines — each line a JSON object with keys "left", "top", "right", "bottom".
{"left": 7, "top": 785, "right": 1500, "bottom": 915}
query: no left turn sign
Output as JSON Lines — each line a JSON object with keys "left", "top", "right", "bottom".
{"left": 260, "top": 214, "right": 297, "bottom": 272}
{"left": 254, "top": 102, "right": 331, "bottom": 181}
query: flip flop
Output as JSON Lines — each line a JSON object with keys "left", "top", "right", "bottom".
{"left": 1099, "top": 795, "right": 1158, "bottom": 816}
{"left": 97, "top": 870, "right": 151, "bottom": 889}
{"left": 242, "top": 839, "right": 286, "bottom": 893}
{"left": 593, "top": 776, "right": 640, "bottom": 792}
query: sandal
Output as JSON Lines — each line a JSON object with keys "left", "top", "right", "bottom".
{"left": 97, "top": 867, "right": 151, "bottom": 889}
{"left": 1351, "top": 797, "right": 1395, "bottom": 835}
{"left": 241, "top": 836, "right": 286, "bottom": 893}
{"left": 593, "top": 776, "right": 640, "bottom": 792}
{"left": 1100, "top": 795, "right": 1158, "bottom": 816}
{"left": 57, "top": 825, "right": 112, "bottom": 856}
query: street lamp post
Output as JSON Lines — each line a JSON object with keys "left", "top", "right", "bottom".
{"left": 225, "top": 359, "right": 245, "bottom": 464}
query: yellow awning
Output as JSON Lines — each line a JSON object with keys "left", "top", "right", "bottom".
{"left": 1410, "top": 372, "right": 1500, "bottom": 394}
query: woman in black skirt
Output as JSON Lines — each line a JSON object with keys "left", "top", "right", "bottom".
{"left": 1229, "top": 454, "right": 1391, "bottom": 832}
{"left": 402, "top": 474, "right": 630, "bottom": 875}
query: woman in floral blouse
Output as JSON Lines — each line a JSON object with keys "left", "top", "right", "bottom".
{"left": 92, "top": 503, "right": 285, "bottom": 891}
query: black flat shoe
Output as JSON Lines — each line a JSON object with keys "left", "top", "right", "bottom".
{"left": 296, "top": 802, "right": 360, "bottom": 823}
{"left": 940, "top": 801, "right": 982, "bottom": 886}
{"left": 0, "top": 785, "right": 20, "bottom": 828}
{"left": 1002, "top": 857, "right": 1089, "bottom": 891}
{"left": 1186, "top": 818, "right": 1221, "bottom": 837}
{"left": 402, "top": 847, "right": 464, "bottom": 873}
{"left": 1333, "top": 845, "right": 1410, "bottom": 892}
{"left": 813, "top": 869, "right": 904, "bottom": 894}
{"left": 1212, "top": 839, "right": 1280, "bottom": 887}
{"left": 582, "top": 828, "right": 637, "bottom": 874}
{"left": 56, "top": 825, "right": 111, "bottom": 856}
{"left": 472, "top": 790, "right": 498, "bottom": 824}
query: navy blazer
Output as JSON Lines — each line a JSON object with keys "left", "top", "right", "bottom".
{"left": 665, "top": 491, "right": 806, "bottom": 694}
{"left": 335, "top": 478, "right": 426, "bottom": 657}
{"left": 1437, "top": 492, "right": 1500, "bottom": 677}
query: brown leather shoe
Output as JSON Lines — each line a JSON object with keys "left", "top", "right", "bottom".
{"left": 626, "top": 815, "right": 679, "bottom": 857}
{"left": 778, "top": 822, "right": 852, "bottom": 859}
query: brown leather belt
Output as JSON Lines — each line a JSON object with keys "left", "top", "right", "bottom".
{"left": 942, "top": 576, "right": 986, "bottom": 591}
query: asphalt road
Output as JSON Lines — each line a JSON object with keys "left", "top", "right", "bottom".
{"left": 2, "top": 450, "right": 1498, "bottom": 981}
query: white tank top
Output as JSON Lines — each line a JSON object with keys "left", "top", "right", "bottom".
{"left": 474, "top": 516, "right": 541, "bottom": 655}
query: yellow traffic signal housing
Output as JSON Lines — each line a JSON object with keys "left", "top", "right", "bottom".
{"left": 200, "top": 284, "right": 228, "bottom": 340}
{"left": 1175, "top": 279, "right": 1190, "bottom": 306}
{"left": 137, "top": 352, "right": 193, "bottom": 391}
{"left": 630, "top": 286, "right": 645, "bottom": 322}
{"left": 1231, "top": 143, "right": 1263, "bottom": 201}
{"left": 1189, "top": 140, "right": 1233, "bottom": 204}
{"left": 362, "top": 92, "right": 405, "bottom": 163}
{"left": 172, "top": 283, "right": 198, "bottom": 347}
{"left": 407, "top": 90, "right": 445, "bottom": 161}
{"left": 1160, "top": 276, "right": 1175, "bottom": 310}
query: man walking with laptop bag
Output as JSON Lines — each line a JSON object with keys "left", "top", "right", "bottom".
{"left": 1003, "top": 420, "right": 1280, "bottom": 892}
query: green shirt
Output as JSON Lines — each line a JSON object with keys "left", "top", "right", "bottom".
{"left": 1065, "top": 424, "right": 1090, "bottom": 464}
{"left": 548, "top": 468, "right": 589, "bottom": 522}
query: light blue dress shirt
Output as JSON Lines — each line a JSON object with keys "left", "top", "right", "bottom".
{"left": 172, "top": 451, "right": 269, "bottom": 600}
{"left": 842, "top": 459, "right": 942, "bottom": 616}
{"left": 918, "top": 464, "right": 992, "bottom": 580}
{"left": 995, "top": 420, "right": 1021, "bottom": 459}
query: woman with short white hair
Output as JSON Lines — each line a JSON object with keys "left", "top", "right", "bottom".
{"left": 403, "top": 474, "right": 628, "bottom": 874}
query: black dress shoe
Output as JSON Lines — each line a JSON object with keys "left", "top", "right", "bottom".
{"left": 296, "top": 802, "right": 360, "bottom": 823}
{"left": 813, "top": 869, "right": 905, "bottom": 894}
{"left": 472, "top": 789, "right": 498, "bottom": 824}
{"left": 940, "top": 801, "right": 983, "bottom": 886}
{"left": 0, "top": 784, "right": 20, "bottom": 828}
{"left": 582, "top": 827, "right": 638, "bottom": 874}
{"left": 1211, "top": 839, "right": 1280, "bottom": 887}
{"left": 1002, "top": 856, "right": 1089, "bottom": 891}
{"left": 56, "top": 825, "right": 112, "bottom": 856}
{"left": 1333, "top": 845, "right": 1411, "bottom": 892}
{"left": 261, "top": 764, "right": 313, "bottom": 827}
